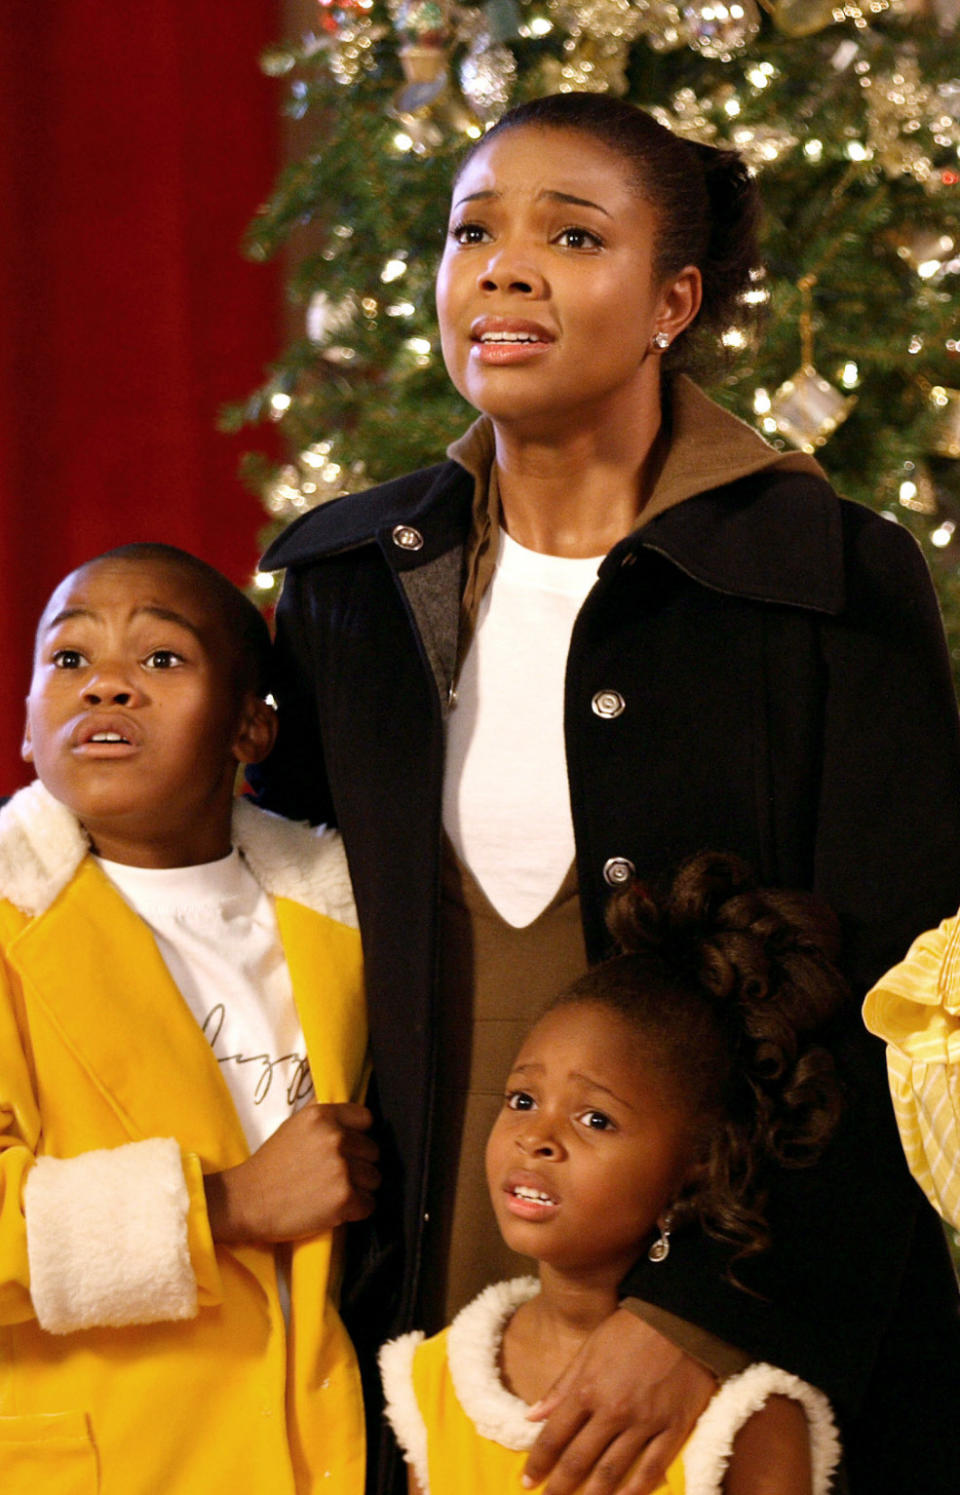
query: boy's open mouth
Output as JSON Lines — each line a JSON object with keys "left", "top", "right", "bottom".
{"left": 72, "top": 715, "right": 140, "bottom": 751}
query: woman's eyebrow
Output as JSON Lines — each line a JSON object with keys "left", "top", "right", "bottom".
{"left": 452, "top": 188, "right": 611, "bottom": 217}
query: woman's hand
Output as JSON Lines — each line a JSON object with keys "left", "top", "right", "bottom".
{"left": 204, "top": 1101, "right": 379, "bottom": 1244}
{"left": 523, "top": 1307, "right": 714, "bottom": 1495}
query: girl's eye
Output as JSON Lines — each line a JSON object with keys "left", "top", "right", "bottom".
{"left": 579, "top": 1109, "right": 614, "bottom": 1132}
{"left": 450, "top": 221, "right": 491, "bottom": 246}
{"left": 505, "top": 1090, "right": 535, "bottom": 1112}
{"left": 143, "top": 649, "right": 184, "bottom": 670}
{"left": 555, "top": 226, "right": 602, "bottom": 251}
{"left": 51, "top": 648, "right": 88, "bottom": 670}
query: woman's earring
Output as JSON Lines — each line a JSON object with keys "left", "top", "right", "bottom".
{"left": 648, "top": 1214, "right": 673, "bottom": 1263}
{"left": 650, "top": 331, "right": 671, "bottom": 352}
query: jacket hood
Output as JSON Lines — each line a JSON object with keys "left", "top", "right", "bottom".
{"left": 0, "top": 780, "right": 357, "bottom": 923}
{"left": 260, "top": 379, "right": 846, "bottom": 615}
{"left": 446, "top": 375, "right": 827, "bottom": 530}
{"left": 641, "top": 375, "right": 827, "bottom": 522}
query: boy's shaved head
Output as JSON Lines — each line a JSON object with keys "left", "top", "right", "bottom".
{"left": 44, "top": 543, "right": 273, "bottom": 701}
{"left": 26, "top": 543, "right": 277, "bottom": 867}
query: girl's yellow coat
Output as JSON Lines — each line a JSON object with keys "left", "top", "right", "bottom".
{"left": 0, "top": 785, "right": 367, "bottom": 1495}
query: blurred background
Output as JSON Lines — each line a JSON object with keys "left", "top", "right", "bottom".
{"left": 4, "top": 0, "right": 960, "bottom": 793}
{"left": 1, "top": 1, "right": 285, "bottom": 790}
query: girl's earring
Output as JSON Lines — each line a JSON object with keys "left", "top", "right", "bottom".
{"left": 650, "top": 331, "right": 671, "bottom": 352}
{"left": 648, "top": 1213, "right": 673, "bottom": 1263}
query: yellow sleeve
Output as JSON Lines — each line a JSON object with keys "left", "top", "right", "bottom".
{"left": 0, "top": 949, "right": 223, "bottom": 1330}
{"left": 0, "top": 953, "right": 43, "bottom": 1323}
{"left": 863, "top": 910, "right": 960, "bottom": 1227}
{"left": 180, "top": 1151, "right": 225, "bottom": 1306}
{"left": 884, "top": 1048, "right": 960, "bottom": 1229}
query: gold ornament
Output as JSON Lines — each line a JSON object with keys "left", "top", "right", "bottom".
{"left": 459, "top": 41, "right": 517, "bottom": 120}
{"left": 928, "top": 386, "right": 960, "bottom": 458}
{"left": 892, "top": 0, "right": 960, "bottom": 29}
{"left": 729, "top": 123, "right": 799, "bottom": 169}
{"left": 768, "top": 275, "right": 856, "bottom": 453}
{"left": 650, "top": 88, "right": 717, "bottom": 146}
{"left": 389, "top": 0, "right": 450, "bottom": 102}
{"left": 862, "top": 53, "right": 960, "bottom": 190}
{"left": 933, "top": 0, "right": 960, "bottom": 35}
{"left": 894, "top": 460, "right": 938, "bottom": 514}
{"left": 769, "top": 366, "right": 856, "bottom": 452}
{"left": 892, "top": 226, "right": 956, "bottom": 278}
{"left": 640, "top": 1, "right": 689, "bottom": 50}
{"left": 557, "top": 35, "right": 631, "bottom": 95}
{"left": 398, "top": 45, "right": 447, "bottom": 83}
{"left": 550, "top": 0, "right": 650, "bottom": 43}
{"left": 767, "top": 0, "right": 841, "bottom": 36}
{"left": 681, "top": 0, "right": 761, "bottom": 57}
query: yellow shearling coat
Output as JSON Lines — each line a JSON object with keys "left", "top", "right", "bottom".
{"left": 0, "top": 782, "right": 368, "bottom": 1495}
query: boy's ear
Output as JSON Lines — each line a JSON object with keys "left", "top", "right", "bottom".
{"left": 21, "top": 704, "right": 34, "bottom": 764}
{"left": 231, "top": 695, "right": 278, "bottom": 767}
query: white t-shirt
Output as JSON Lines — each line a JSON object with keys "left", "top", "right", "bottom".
{"left": 96, "top": 849, "right": 310, "bottom": 1151}
{"left": 443, "top": 529, "right": 602, "bottom": 928}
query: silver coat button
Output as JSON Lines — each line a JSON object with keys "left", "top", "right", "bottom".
{"left": 392, "top": 524, "right": 424, "bottom": 551}
{"left": 592, "top": 689, "right": 625, "bottom": 719}
{"left": 603, "top": 856, "right": 636, "bottom": 887}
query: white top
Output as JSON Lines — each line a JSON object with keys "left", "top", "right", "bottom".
{"left": 96, "top": 849, "right": 310, "bottom": 1151}
{"left": 442, "top": 529, "right": 601, "bottom": 928}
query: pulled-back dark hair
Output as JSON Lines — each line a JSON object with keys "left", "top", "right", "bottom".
{"left": 458, "top": 93, "right": 763, "bottom": 375}
{"left": 84, "top": 542, "right": 272, "bottom": 700}
{"left": 549, "top": 851, "right": 846, "bottom": 1279}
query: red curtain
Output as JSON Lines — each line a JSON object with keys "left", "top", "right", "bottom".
{"left": 0, "top": 2, "right": 283, "bottom": 792}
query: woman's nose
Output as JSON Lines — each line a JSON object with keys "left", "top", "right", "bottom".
{"left": 478, "top": 245, "right": 546, "bottom": 297}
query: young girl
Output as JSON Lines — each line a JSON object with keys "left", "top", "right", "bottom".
{"left": 380, "top": 852, "right": 845, "bottom": 1494}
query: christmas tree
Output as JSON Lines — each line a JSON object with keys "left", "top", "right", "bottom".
{"left": 225, "top": 0, "right": 960, "bottom": 664}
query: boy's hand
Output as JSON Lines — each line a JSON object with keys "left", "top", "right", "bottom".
{"left": 523, "top": 1307, "right": 714, "bottom": 1495}
{"left": 204, "top": 1102, "right": 379, "bottom": 1244}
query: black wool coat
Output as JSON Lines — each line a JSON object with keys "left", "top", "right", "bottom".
{"left": 258, "top": 455, "right": 960, "bottom": 1494}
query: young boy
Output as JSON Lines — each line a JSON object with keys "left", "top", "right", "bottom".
{"left": 0, "top": 543, "right": 376, "bottom": 1495}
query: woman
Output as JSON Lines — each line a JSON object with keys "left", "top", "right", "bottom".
{"left": 256, "top": 94, "right": 960, "bottom": 1495}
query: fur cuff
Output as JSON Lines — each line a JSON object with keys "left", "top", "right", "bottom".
{"left": 25, "top": 1137, "right": 198, "bottom": 1334}
{"left": 379, "top": 1331, "right": 430, "bottom": 1493}
{"left": 682, "top": 1361, "right": 841, "bottom": 1495}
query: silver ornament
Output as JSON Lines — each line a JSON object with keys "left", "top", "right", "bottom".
{"left": 459, "top": 41, "right": 516, "bottom": 120}
{"left": 681, "top": 0, "right": 760, "bottom": 58}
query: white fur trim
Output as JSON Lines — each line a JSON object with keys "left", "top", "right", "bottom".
{"left": 24, "top": 1137, "right": 198, "bottom": 1333}
{"left": 0, "top": 783, "right": 357, "bottom": 928}
{"left": 682, "top": 1361, "right": 841, "bottom": 1495}
{"left": 232, "top": 796, "right": 357, "bottom": 927}
{"left": 0, "top": 781, "right": 90, "bottom": 917}
{"left": 447, "top": 1277, "right": 541, "bottom": 1449}
{"left": 379, "top": 1330, "right": 431, "bottom": 1493}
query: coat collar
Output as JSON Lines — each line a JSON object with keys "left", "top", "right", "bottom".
{"left": 0, "top": 780, "right": 357, "bottom": 924}
{"left": 619, "top": 468, "right": 845, "bottom": 615}
{"left": 260, "top": 460, "right": 473, "bottom": 575}
{"left": 260, "top": 385, "right": 845, "bottom": 616}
